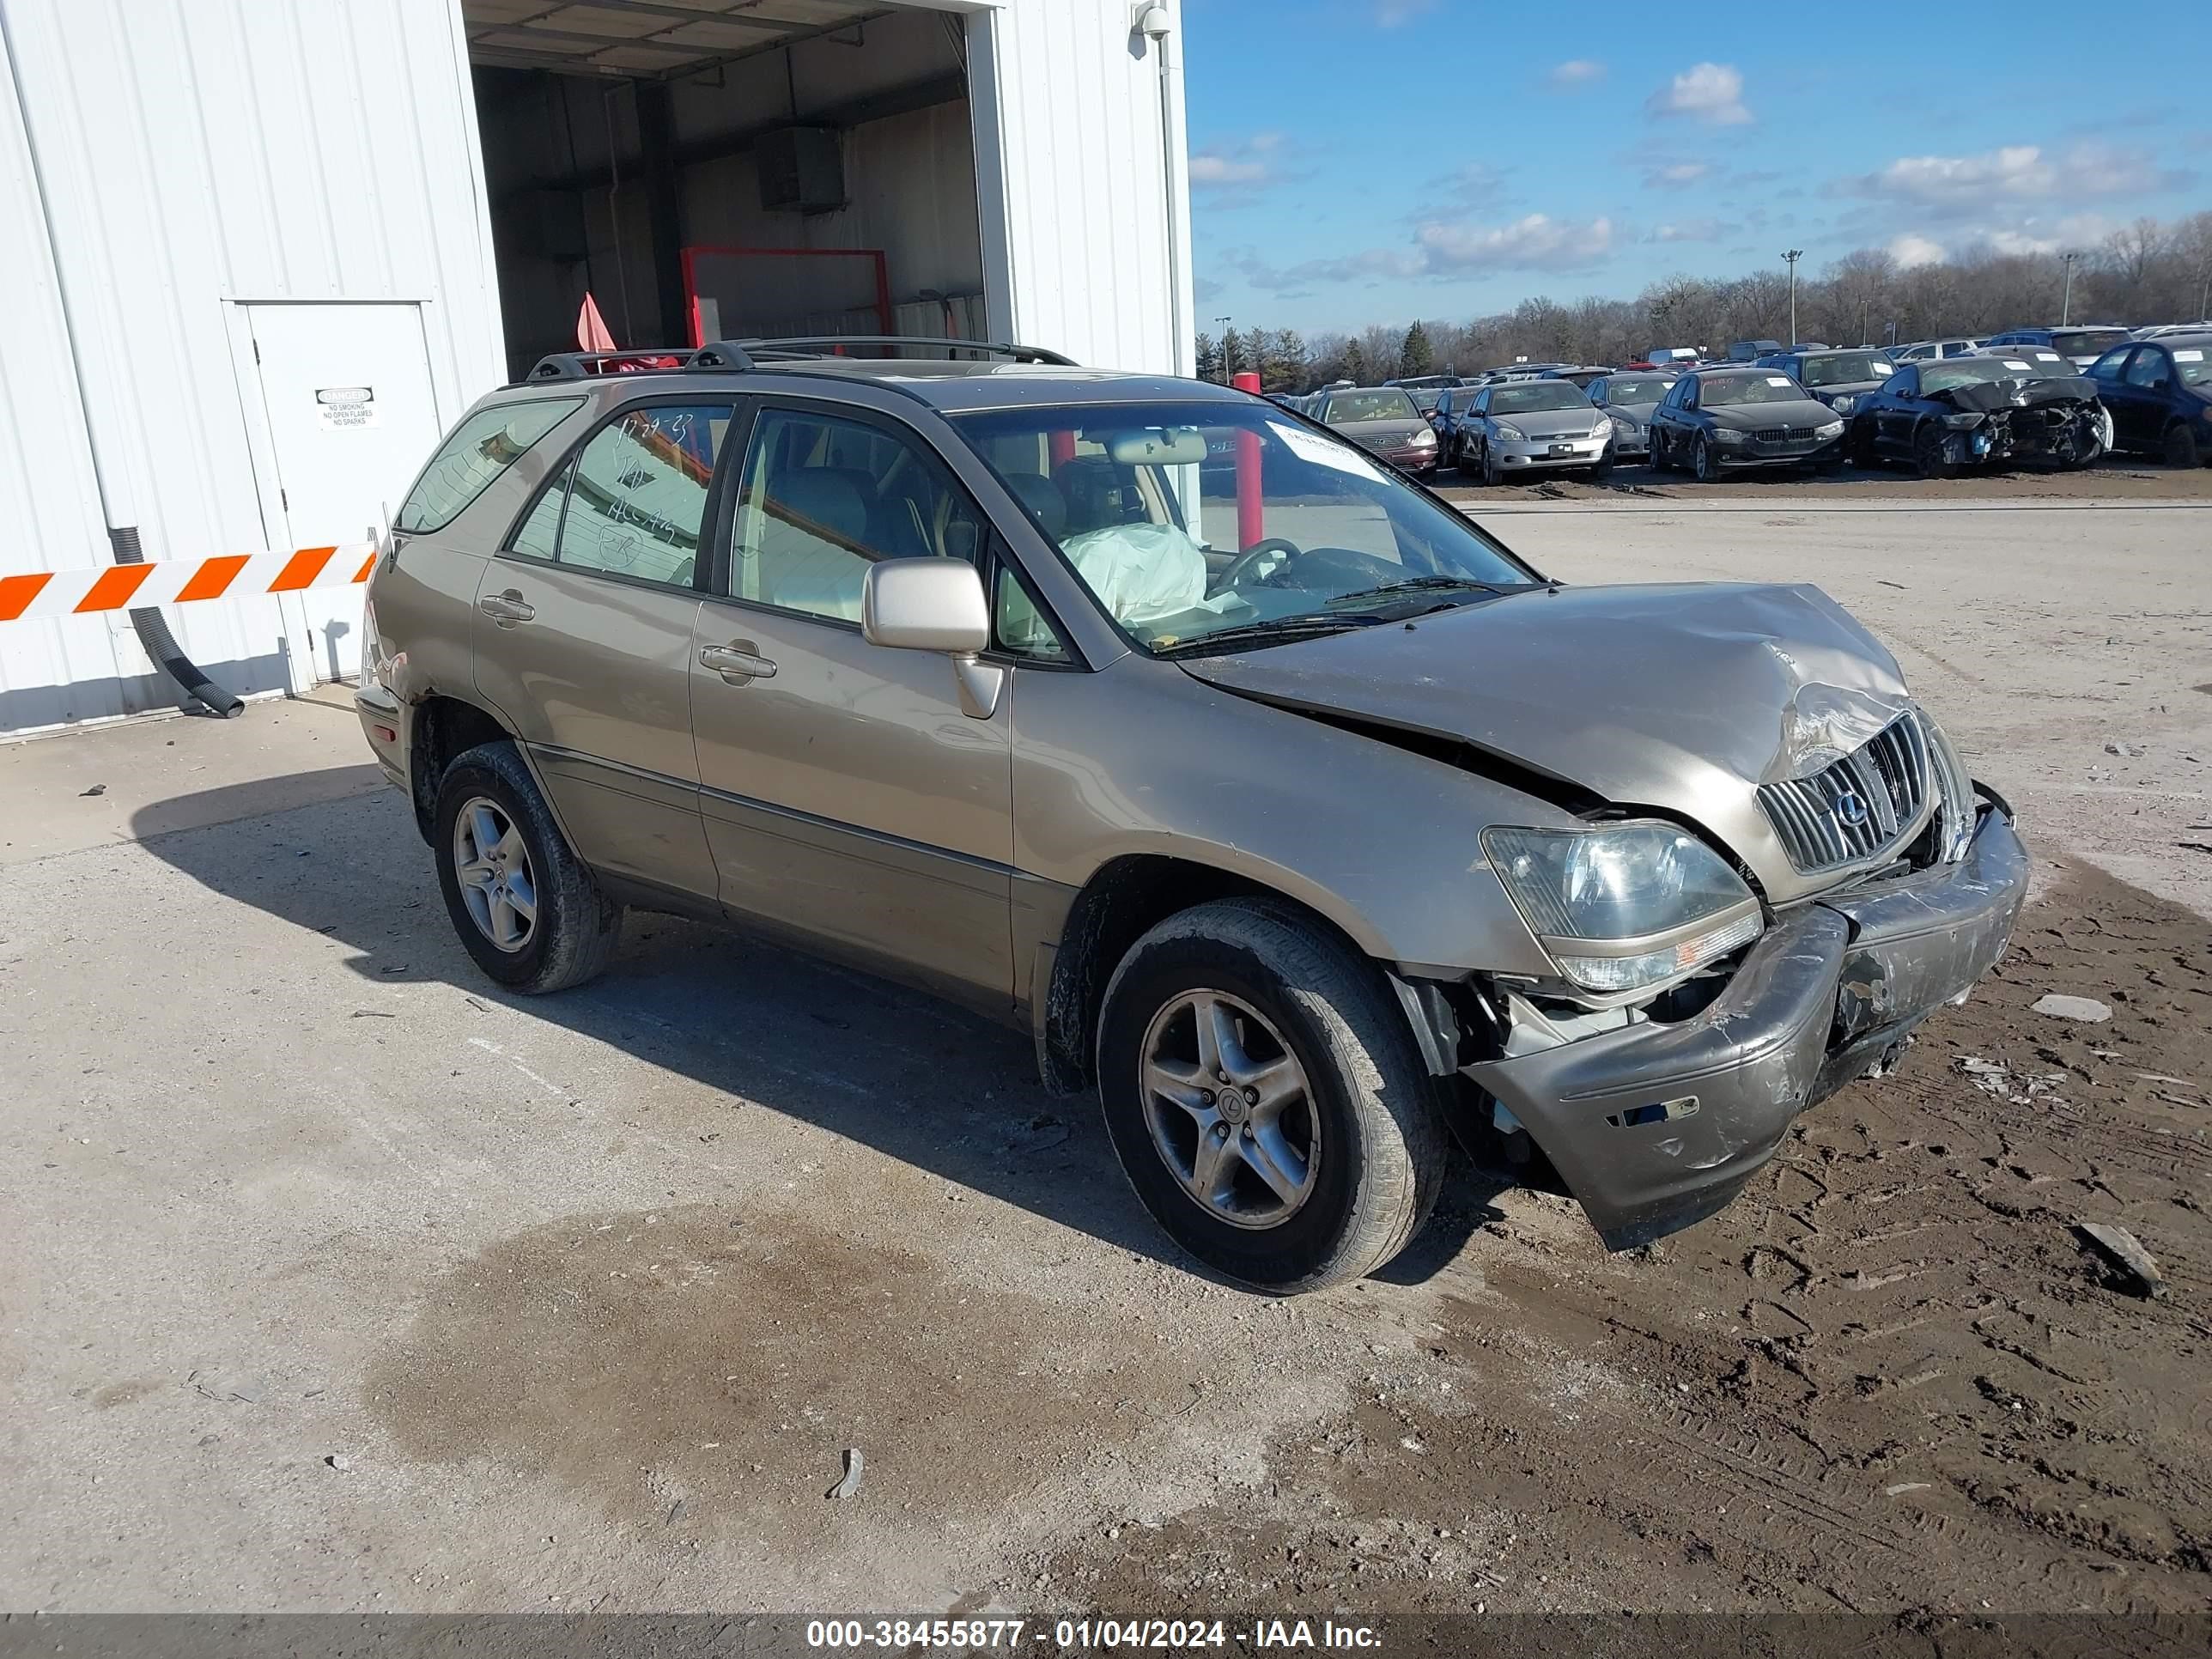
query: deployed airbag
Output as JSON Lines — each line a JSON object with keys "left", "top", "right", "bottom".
{"left": 1062, "top": 521, "right": 1210, "bottom": 626}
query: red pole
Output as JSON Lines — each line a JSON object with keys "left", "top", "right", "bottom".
{"left": 1048, "top": 429, "right": 1077, "bottom": 471}
{"left": 1232, "top": 371, "right": 1263, "bottom": 550}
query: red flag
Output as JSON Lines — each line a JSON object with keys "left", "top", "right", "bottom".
{"left": 577, "top": 292, "right": 617, "bottom": 352}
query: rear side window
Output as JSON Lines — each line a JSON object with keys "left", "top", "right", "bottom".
{"left": 396, "top": 398, "right": 581, "bottom": 533}
{"left": 514, "top": 403, "right": 733, "bottom": 588}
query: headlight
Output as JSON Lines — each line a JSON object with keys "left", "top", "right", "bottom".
{"left": 1712, "top": 427, "right": 1746, "bottom": 446}
{"left": 1924, "top": 714, "right": 1978, "bottom": 864}
{"left": 1943, "top": 411, "right": 1985, "bottom": 429}
{"left": 1482, "top": 823, "right": 1763, "bottom": 996}
{"left": 1608, "top": 413, "right": 1637, "bottom": 434}
{"left": 1409, "top": 426, "right": 1437, "bottom": 447}
{"left": 1492, "top": 420, "right": 1527, "bottom": 441}
{"left": 1589, "top": 415, "right": 1611, "bottom": 439}
{"left": 1827, "top": 395, "right": 1856, "bottom": 415}
{"left": 1816, "top": 419, "right": 1844, "bottom": 438}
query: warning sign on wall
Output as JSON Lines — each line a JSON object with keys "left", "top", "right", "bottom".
{"left": 315, "top": 386, "right": 380, "bottom": 430}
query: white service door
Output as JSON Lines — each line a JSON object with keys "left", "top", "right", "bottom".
{"left": 242, "top": 303, "right": 442, "bottom": 683}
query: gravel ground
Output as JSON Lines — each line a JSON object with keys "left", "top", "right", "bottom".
{"left": 0, "top": 499, "right": 2207, "bottom": 1625}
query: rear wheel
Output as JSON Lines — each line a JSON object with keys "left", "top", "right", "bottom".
{"left": 434, "top": 740, "right": 623, "bottom": 993}
{"left": 1097, "top": 899, "right": 1448, "bottom": 1293}
{"left": 2164, "top": 421, "right": 2203, "bottom": 469}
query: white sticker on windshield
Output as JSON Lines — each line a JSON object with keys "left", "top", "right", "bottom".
{"left": 2176, "top": 349, "right": 2205, "bottom": 362}
{"left": 1869, "top": 362, "right": 1893, "bottom": 374}
{"left": 2003, "top": 360, "right": 2032, "bottom": 370}
{"left": 1765, "top": 376, "right": 1792, "bottom": 387}
{"left": 1266, "top": 421, "right": 1388, "bottom": 483}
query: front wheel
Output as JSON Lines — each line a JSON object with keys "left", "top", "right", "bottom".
{"left": 1691, "top": 433, "right": 1720, "bottom": 483}
{"left": 1648, "top": 428, "right": 1670, "bottom": 471}
{"left": 1097, "top": 899, "right": 1449, "bottom": 1293}
{"left": 1911, "top": 422, "right": 1953, "bottom": 480}
{"left": 434, "top": 740, "right": 623, "bottom": 993}
{"left": 2164, "top": 421, "right": 2203, "bottom": 469}
{"left": 1850, "top": 419, "right": 1880, "bottom": 470}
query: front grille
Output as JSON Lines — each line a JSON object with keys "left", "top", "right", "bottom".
{"left": 1753, "top": 425, "right": 1820, "bottom": 442}
{"left": 1757, "top": 713, "right": 1936, "bottom": 873}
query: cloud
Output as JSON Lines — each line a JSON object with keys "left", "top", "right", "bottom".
{"left": 1425, "top": 162, "right": 1511, "bottom": 212}
{"left": 1643, "top": 161, "right": 1711, "bottom": 190}
{"left": 1844, "top": 142, "right": 2190, "bottom": 211}
{"left": 1193, "top": 275, "right": 1224, "bottom": 303}
{"left": 1887, "top": 233, "right": 1946, "bottom": 268}
{"left": 1646, "top": 63, "right": 1751, "bottom": 126}
{"left": 1649, "top": 218, "right": 1739, "bottom": 244}
{"left": 1188, "top": 132, "right": 1303, "bottom": 204}
{"left": 1549, "top": 59, "right": 1606, "bottom": 88}
{"left": 1208, "top": 212, "right": 1617, "bottom": 299}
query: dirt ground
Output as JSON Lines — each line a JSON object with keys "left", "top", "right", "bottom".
{"left": 2, "top": 500, "right": 2208, "bottom": 1633}
{"left": 1430, "top": 453, "right": 2212, "bottom": 507}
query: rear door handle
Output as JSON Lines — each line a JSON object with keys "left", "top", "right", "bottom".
{"left": 699, "top": 641, "right": 777, "bottom": 682}
{"left": 477, "top": 590, "right": 535, "bottom": 625}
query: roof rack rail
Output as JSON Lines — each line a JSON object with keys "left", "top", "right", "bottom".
{"left": 719, "top": 335, "right": 1078, "bottom": 366}
{"left": 524, "top": 346, "right": 742, "bottom": 382}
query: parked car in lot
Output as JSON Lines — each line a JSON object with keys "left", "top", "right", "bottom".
{"left": 1727, "top": 339, "right": 1784, "bottom": 362}
{"left": 1754, "top": 347, "right": 1897, "bottom": 418}
{"left": 2086, "top": 332, "right": 2212, "bottom": 466}
{"left": 359, "top": 337, "right": 2027, "bottom": 1289}
{"left": 1583, "top": 370, "right": 1680, "bottom": 461}
{"left": 1644, "top": 347, "right": 1704, "bottom": 370}
{"left": 1308, "top": 385, "right": 1440, "bottom": 477}
{"left": 1449, "top": 378, "right": 1613, "bottom": 483}
{"left": 1891, "top": 337, "right": 1988, "bottom": 363}
{"left": 1984, "top": 325, "right": 2134, "bottom": 369}
{"left": 1647, "top": 368, "right": 1846, "bottom": 480}
{"left": 1539, "top": 365, "right": 1615, "bottom": 390}
{"left": 1428, "top": 382, "right": 1485, "bottom": 458}
{"left": 1847, "top": 356, "right": 2110, "bottom": 477}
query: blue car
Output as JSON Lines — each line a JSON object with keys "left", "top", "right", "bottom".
{"left": 2083, "top": 333, "right": 2212, "bottom": 468}
{"left": 1847, "top": 356, "right": 2111, "bottom": 477}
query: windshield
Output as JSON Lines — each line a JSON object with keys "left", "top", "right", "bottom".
{"left": 1490, "top": 382, "right": 1591, "bottom": 414}
{"left": 2172, "top": 344, "right": 2212, "bottom": 388}
{"left": 1602, "top": 376, "right": 1674, "bottom": 404}
{"left": 1922, "top": 360, "right": 2043, "bottom": 392}
{"left": 1800, "top": 351, "right": 1893, "bottom": 387}
{"left": 2051, "top": 329, "right": 2130, "bottom": 359}
{"left": 1322, "top": 388, "right": 1419, "bottom": 423}
{"left": 1698, "top": 374, "right": 1811, "bottom": 406}
{"left": 952, "top": 402, "right": 1538, "bottom": 656}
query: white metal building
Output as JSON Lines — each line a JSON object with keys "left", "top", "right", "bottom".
{"left": 0, "top": 0, "right": 1194, "bottom": 736}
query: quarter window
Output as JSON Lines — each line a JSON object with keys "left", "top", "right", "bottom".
{"left": 728, "top": 408, "right": 985, "bottom": 624}
{"left": 550, "top": 404, "right": 732, "bottom": 586}
{"left": 397, "top": 398, "right": 580, "bottom": 534}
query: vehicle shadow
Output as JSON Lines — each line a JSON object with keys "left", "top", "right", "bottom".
{"left": 131, "top": 774, "right": 1504, "bottom": 1290}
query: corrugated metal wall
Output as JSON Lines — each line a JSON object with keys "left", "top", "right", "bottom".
{"left": 969, "top": 0, "right": 1194, "bottom": 376}
{"left": 0, "top": 0, "right": 504, "bottom": 736}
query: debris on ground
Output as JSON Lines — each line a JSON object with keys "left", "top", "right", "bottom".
{"left": 188, "top": 1371, "right": 265, "bottom": 1404}
{"left": 2075, "top": 1223, "right": 2167, "bottom": 1300}
{"left": 80, "top": 783, "right": 106, "bottom": 797}
{"left": 828, "top": 1447, "right": 864, "bottom": 1499}
{"left": 2031, "top": 994, "right": 2112, "bottom": 1022}
{"left": 2104, "top": 741, "right": 2144, "bottom": 757}
{"left": 325, "top": 1454, "right": 351, "bottom": 1472}
{"left": 1952, "top": 1055, "right": 2067, "bottom": 1105}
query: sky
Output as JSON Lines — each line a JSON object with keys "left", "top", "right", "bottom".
{"left": 1179, "top": 0, "right": 2211, "bottom": 336}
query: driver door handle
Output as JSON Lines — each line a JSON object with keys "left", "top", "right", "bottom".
{"left": 700, "top": 641, "right": 777, "bottom": 682}
{"left": 477, "top": 590, "right": 534, "bottom": 625}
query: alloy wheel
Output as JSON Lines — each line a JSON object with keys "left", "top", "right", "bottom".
{"left": 1139, "top": 989, "right": 1319, "bottom": 1231}
{"left": 452, "top": 796, "right": 538, "bottom": 953}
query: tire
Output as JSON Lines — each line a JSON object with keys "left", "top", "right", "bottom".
{"left": 1480, "top": 445, "right": 1503, "bottom": 487}
{"left": 1649, "top": 428, "right": 1670, "bottom": 471}
{"left": 2163, "top": 421, "right": 2203, "bottom": 469}
{"left": 1589, "top": 447, "right": 1613, "bottom": 481}
{"left": 1911, "top": 422, "right": 1952, "bottom": 480}
{"left": 1691, "top": 433, "right": 1719, "bottom": 483}
{"left": 433, "top": 739, "right": 623, "bottom": 994}
{"left": 1849, "top": 419, "right": 1880, "bottom": 470}
{"left": 1097, "top": 898, "right": 1449, "bottom": 1293}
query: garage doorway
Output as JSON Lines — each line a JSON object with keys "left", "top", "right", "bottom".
{"left": 462, "top": 3, "right": 987, "bottom": 378}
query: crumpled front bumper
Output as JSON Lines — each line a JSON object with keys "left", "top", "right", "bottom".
{"left": 1464, "top": 794, "right": 2028, "bottom": 1249}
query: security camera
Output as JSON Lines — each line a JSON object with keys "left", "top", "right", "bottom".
{"left": 1133, "top": 3, "right": 1172, "bottom": 40}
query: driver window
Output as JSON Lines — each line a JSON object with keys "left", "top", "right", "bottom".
{"left": 2124, "top": 350, "right": 2166, "bottom": 390}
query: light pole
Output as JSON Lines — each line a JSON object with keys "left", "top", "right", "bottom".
{"left": 2059, "top": 252, "right": 2078, "bottom": 326}
{"left": 1216, "top": 315, "right": 1233, "bottom": 384}
{"left": 1782, "top": 249, "right": 1803, "bottom": 346}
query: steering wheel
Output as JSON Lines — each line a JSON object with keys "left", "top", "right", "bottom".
{"left": 1214, "top": 537, "right": 1306, "bottom": 591}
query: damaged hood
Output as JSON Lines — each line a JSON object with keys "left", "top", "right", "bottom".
{"left": 1933, "top": 374, "right": 2098, "bottom": 412}
{"left": 1180, "top": 582, "right": 1913, "bottom": 878}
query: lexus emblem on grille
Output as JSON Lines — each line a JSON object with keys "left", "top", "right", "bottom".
{"left": 1833, "top": 790, "right": 1872, "bottom": 827}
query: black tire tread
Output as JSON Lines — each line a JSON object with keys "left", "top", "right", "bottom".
{"left": 1098, "top": 897, "right": 1448, "bottom": 1293}
{"left": 434, "top": 740, "right": 622, "bottom": 994}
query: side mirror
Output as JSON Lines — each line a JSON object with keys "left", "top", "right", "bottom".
{"left": 861, "top": 558, "right": 1002, "bottom": 720}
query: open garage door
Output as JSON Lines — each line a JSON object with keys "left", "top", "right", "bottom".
{"left": 464, "top": 3, "right": 987, "bottom": 377}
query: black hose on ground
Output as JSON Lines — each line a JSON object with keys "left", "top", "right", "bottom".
{"left": 107, "top": 526, "right": 245, "bottom": 719}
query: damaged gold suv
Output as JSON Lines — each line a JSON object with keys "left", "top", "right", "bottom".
{"left": 357, "top": 337, "right": 2028, "bottom": 1291}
